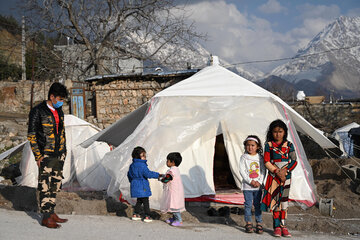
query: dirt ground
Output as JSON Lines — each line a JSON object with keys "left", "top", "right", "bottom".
{"left": 0, "top": 158, "right": 359, "bottom": 237}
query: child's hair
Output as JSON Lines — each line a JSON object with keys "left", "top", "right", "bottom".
{"left": 48, "top": 82, "right": 68, "bottom": 100}
{"left": 266, "top": 119, "right": 288, "bottom": 143}
{"left": 132, "top": 146, "right": 146, "bottom": 159}
{"left": 243, "top": 135, "right": 263, "bottom": 154}
{"left": 167, "top": 152, "right": 182, "bottom": 167}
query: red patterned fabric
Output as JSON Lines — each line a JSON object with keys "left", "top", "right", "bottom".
{"left": 261, "top": 141, "right": 297, "bottom": 212}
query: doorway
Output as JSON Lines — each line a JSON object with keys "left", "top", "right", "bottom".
{"left": 213, "top": 134, "right": 237, "bottom": 191}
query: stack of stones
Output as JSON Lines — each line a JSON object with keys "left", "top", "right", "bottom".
{"left": 0, "top": 119, "right": 28, "bottom": 151}
{"left": 92, "top": 79, "right": 172, "bottom": 126}
{"left": 0, "top": 119, "right": 28, "bottom": 174}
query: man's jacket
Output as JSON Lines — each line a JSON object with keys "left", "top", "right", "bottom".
{"left": 27, "top": 101, "right": 66, "bottom": 161}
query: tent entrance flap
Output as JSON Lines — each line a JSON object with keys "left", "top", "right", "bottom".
{"left": 213, "top": 134, "right": 237, "bottom": 191}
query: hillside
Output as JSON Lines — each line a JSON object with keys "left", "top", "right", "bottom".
{"left": 0, "top": 29, "right": 22, "bottom": 66}
{"left": 268, "top": 16, "right": 360, "bottom": 99}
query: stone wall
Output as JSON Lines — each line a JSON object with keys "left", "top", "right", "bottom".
{"left": 290, "top": 102, "right": 360, "bottom": 132}
{"left": 1, "top": 79, "right": 360, "bottom": 134}
{"left": 91, "top": 79, "right": 171, "bottom": 128}
{"left": 0, "top": 80, "right": 70, "bottom": 116}
{"left": 88, "top": 72, "right": 198, "bottom": 128}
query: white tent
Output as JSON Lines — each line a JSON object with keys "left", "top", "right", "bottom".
{"left": 86, "top": 63, "right": 337, "bottom": 209}
{"left": 12, "top": 115, "right": 111, "bottom": 190}
{"left": 332, "top": 122, "right": 360, "bottom": 157}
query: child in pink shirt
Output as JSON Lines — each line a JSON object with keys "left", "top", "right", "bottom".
{"left": 160, "top": 152, "right": 185, "bottom": 227}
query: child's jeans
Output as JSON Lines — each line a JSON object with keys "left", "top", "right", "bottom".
{"left": 243, "top": 189, "right": 262, "bottom": 223}
{"left": 173, "top": 212, "right": 182, "bottom": 222}
{"left": 134, "top": 197, "right": 150, "bottom": 217}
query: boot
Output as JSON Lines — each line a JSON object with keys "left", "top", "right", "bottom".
{"left": 41, "top": 216, "right": 61, "bottom": 228}
{"left": 51, "top": 213, "right": 68, "bottom": 223}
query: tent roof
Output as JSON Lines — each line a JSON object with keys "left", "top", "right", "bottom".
{"left": 155, "top": 65, "right": 272, "bottom": 97}
{"left": 81, "top": 64, "right": 337, "bottom": 149}
{"left": 333, "top": 122, "right": 360, "bottom": 135}
{"left": 80, "top": 103, "right": 149, "bottom": 148}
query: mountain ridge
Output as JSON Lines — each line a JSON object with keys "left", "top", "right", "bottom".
{"left": 267, "top": 16, "right": 360, "bottom": 98}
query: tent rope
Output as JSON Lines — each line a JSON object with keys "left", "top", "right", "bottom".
{"left": 303, "top": 135, "right": 357, "bottom": 184}
{"left": 336, "top": 138, "right": 360, "bottom": 166}
{"left": 323, "top": 148, "right": 358, "bottom": 184}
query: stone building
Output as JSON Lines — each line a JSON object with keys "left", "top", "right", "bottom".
{"left": 84, "top": 69, "right": 199, "bottom": 128}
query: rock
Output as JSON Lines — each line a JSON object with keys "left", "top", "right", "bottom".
{"left": 151, "top": 82, "right": 159, "bottom": 88}
{"left": 17, "top": 131, "right": 28, "bottom": 137}
{"left": 14, "top": 119, "right": 27, "bottom": 125}
{"left": 8, "top": 132, "right": 16, "bottom": 138}
{"left": 0, "top": 143, "right": 5, "bottom": 150}
{"left": 5, "top": 141, "right": 13, "bottom": 148}
{"left": 10, "top": 136, "right": 23, "bottom": 142}
{"left": 8, "top": 128, "right": 18, "bottom": 135}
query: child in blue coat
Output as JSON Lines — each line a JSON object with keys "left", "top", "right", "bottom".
{"left": 128, "top": 146, "right": 160, "bottom": 222}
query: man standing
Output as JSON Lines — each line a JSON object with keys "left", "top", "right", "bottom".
{"left": 28, "top": 82, "right": 69, "bottom": 228}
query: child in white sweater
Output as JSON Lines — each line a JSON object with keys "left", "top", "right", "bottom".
{"left": 239, "top": 135, "right": 266, "bottom": 234}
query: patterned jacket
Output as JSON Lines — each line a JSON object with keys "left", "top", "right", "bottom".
{"left": 27, "top": 101, "right": 66, "bottom": 161}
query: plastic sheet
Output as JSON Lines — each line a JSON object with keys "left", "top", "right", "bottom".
{"left": 98, "top": 65, "right": 336, "bottom": 210}
{"left": 16, "top": 115, "right": 111, "bottom": 191}
{"left": 102, "top": 96, "right": 318, "bottom": 210}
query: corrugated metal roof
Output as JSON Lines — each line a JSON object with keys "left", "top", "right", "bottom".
{"left": 85, "top": 69, "right": 199, "bottom": 82}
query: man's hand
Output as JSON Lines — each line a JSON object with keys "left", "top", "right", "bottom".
{"left": 36, "top": 157, "right": 44, "bottom": 168}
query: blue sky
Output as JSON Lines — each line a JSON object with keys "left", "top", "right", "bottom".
{"left": 1, "top": 0, "right": 360, "bottom": 73}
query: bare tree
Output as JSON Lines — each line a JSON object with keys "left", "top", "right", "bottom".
{"left": 21, "top": 0, "right": 204, "bottom": 79}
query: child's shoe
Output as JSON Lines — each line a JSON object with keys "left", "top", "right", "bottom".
{"left": 143, "top": 216, "right": 153, "bottom": 223}
{"left": 166, "top": 217, "right": 175, "bottom": 224}
{"left": 131, "top": 214, "right": 141, "bottom": 221}
{"left": 273, "top": 227, "right": 282, "bottom": 237}
{"left": 171, "top": 221, "right": 183, "bottom": 227}
{"left": 281, "top": 226, "right": 292, "bottom": 237}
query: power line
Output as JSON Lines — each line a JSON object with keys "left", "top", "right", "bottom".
{"left": 222, "top": 45, "right": 360, "bottom": 68}
{"left": 87, "top": 44, "right": 360, "bottom": 72}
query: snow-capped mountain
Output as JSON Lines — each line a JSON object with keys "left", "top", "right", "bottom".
{"left": 269, "top": 16, "right": 360, "bottom": 98}
{"left": 143, "top": 41, "right": 264, "bottom": 81}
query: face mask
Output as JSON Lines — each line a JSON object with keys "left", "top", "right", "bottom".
{"left": 53, "top": 100, "right": 63, "bottom": 108}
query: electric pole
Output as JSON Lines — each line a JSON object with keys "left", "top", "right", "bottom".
{"left": 21, "top": 16, "right": 26, "bottom": 81}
